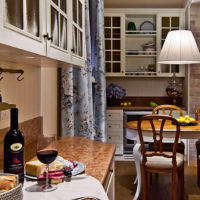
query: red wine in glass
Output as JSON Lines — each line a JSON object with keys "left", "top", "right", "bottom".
{"left": 25, "top": 135, "right": 58, "bottom": 192}
{"left": 37, "top": 150, "right": 58, "bottom": 164}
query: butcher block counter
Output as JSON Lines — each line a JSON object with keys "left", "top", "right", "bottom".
{"left": 57, "top": 136, "right": 115, "bottom": 184}
{"left": 28, "top": 136, "right": 115, "bottom": 199}
{"left": 57, "top": 136, "right": 115, "bottom": 199}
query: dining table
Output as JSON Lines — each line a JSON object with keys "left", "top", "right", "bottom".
{"left": 125, "top": 120, "right": 200, "bottom": 200}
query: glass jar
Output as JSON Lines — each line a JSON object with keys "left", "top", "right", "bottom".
{"left": 166, "top": 75, "right": 183, "bottom": 105}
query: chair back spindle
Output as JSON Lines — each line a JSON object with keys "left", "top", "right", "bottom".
{"left": 138, "top": 114, "right": 180, "bottom": 168}
{"left": 153, "top": 104, "right": 183, "bottom": 117}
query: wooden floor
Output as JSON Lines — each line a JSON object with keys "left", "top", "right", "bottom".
{"left": 115, "top": 161, "right": 200, "bottom": 200}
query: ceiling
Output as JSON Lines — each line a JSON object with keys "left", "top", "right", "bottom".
{"left": 104, "top": 0, "right": 188, "bottom": 8}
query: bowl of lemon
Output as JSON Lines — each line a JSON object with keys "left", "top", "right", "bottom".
{"left": 175, "top": 115, "right": 197, "bottom": 126}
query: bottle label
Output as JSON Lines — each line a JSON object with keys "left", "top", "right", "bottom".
{"left": 5, "top": 144, "right": 24, "bottom": 175}
{"left": 10, "top": 143, "right": 23, "bottom": 152}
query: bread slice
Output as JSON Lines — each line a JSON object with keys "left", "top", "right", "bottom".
{"left": 0, "top": 175, "right": 17, "bottom": 192}
{"left": 25, "top": 160, "right": 45, "bottom": 177}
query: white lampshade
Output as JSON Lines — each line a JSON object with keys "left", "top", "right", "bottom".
{"left": 158, "top": 30, "right": 200, "bottom": 64}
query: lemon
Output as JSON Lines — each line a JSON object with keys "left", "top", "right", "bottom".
{"left": 185, "top": 120, "right": 190, "bottom": 124}
{"left": 185, "top": 115, "right": 190, "bottom": 120}
{"left": 128, "top": 102, "right": 132, "bottom": 106}
{"left": 179, "top": 118, "right": 185, "bottom": 123}
{"left": 190, "top": 118, "right": 196, "bottom": 123}
{"left": 120, "top": 102, "right": 124, "bottom": 106}
{"left": 124, "top": 102, "right": 128, "bottom": 107}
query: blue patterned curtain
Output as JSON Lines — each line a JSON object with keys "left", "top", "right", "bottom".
{"left": 61, "top": 0, "right": 106, "bottom": 142}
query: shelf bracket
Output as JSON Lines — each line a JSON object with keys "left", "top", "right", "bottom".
{"left": 0, "top": 67, "right": 24, "bottom": 81}
{"left": 0, "top": 102, "right": 16, "bottom": 111}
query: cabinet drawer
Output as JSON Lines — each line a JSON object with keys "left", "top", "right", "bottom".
{"left": 107, "top": 120, "right": 123, "bottom": 131}
{"left": 107, "top": 134, "right": 123, "bottom": 143}
{"left": 107, "top": 110, "right": 123, "bottom": 120}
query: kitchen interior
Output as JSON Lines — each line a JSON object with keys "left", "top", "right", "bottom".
{"left": 0, "top": 0, "right": 200, "bottom": 200}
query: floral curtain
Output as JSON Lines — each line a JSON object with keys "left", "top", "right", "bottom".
{"left": 61, "top": 0, "right": 106, "bottom": 142}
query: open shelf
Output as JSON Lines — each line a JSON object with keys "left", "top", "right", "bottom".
{"left": 126, "top": 31, "right": 157, "bottom": 37}
{"left": 125, "top": 71, "right": 157, "bottom": 76}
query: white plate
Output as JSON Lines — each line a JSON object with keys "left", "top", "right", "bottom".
{"left": 72, "top": 161, "right": 85, "bottom": 176}
{"left": 25, "top": 161, "right": 85, "bottom": 180}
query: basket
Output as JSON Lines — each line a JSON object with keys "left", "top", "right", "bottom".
{"left": 0, "top": 173, "right": 23, "bottom": 200}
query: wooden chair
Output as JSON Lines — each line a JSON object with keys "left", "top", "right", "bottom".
{"left": 195, "top": 107, "right": 200, "bottom": 186}
{"left": 138, "top": 114, "right": 184, "bottom": 200}
{"left": 152, "top": 104, "right": 185, "bottom": 155}
{"left": 152, "top": 104, "right": 183, "bottom": 117}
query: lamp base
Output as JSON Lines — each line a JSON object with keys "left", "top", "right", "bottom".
{"left": 166, "top": 72, "right": 182, "bottom": 106}
{"left": 172, "top": 98, "right": 177, "bottom": 105}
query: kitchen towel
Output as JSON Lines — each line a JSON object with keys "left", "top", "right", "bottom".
{"left": 23, "top": 174, "right": 109, "bottom": 200}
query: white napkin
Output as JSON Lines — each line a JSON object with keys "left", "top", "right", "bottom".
{"left": 23, "top": 174, "right": 109, "bottom": 200}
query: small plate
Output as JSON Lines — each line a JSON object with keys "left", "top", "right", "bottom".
{"left": 140, "top": 21, "right": 155, "bottom": 31}
{"left": 72, "top": 161, "right": 85, "bottom": 176}
{"left": 25, "top": 161, "right": 85, "bottom": 180}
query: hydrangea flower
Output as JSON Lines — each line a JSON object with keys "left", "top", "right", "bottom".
{"left": 106, "top": 83, "right": 126, "bottom": 99}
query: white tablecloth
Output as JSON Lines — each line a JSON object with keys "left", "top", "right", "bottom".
{"left": 23, "top": 174, "right": 108, "bottom": 200}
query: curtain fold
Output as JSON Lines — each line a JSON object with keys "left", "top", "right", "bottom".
{"left": 61, "top": 0, "right": 106, "bottom": 142}
{"left": 93, "top": 0, "right": 106, "bottom": 142}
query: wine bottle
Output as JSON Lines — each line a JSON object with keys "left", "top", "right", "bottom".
{"left": 4, "top": 108, "right": 24, "bottom": 183}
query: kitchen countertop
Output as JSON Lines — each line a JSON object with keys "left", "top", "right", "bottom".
{"left": 107, "top": 106, "right": 154, "bottom": 110}
{"left": 56, "top": 136, "right": 115, "bottom": 184}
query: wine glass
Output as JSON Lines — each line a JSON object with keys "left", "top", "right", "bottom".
{"left": 25, "top": 134, "right": 58, "bottom": 192}
{"left": 36, "top": 135, "right": 58, "bottom": 192}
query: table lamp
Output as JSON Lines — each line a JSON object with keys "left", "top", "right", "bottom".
{"left": 158, "top": 30, "right": 200, "bottom": 105}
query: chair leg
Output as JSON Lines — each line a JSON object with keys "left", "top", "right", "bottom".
{"left": 180, "top": 165, "right": 184, "bottom": 200}
{"left": 197, "top": 158, "right": 200, "bottom": 187}
{"left": 142, "top": 170, "right": 148, "bottom": 200}
{"left": 172, "top": 171, "right": 177, "bottom": 200}
{"left": 150, "top": 172, "right": 152, "bottom": 185}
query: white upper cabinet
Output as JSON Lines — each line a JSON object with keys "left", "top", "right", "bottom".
{"left": 104, "top": 14, "right": 125, "bottom": 76}
{"left": 0, "top": 0, "right": 46, "bottom": 56}
{"left": 157, "top": 12, "right": 185, "bottom": 77}
{"left": 46, "top": 0, "right": 85, "bottom": 66}
{"left": 104, "top": 8, "right": 185, "bottom": 77}
{"left": 0, "top": 0, "right": 85, "bottom": 67}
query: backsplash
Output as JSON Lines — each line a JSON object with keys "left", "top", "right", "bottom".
{"left": 0, "top": 116, "right": 42, "bottom": 168}
{"left": 106, "top": 77, "right": 184, "bottom": 97}
{"left": 107, "top": 96, "right": 183, "bottom": 107}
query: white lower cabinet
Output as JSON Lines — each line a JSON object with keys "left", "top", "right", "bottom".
{"left": 104, "top": 158, "right": 115, "bottom": 200}
{"left": 107, "top": 110, "right": 123, "bottom": 155}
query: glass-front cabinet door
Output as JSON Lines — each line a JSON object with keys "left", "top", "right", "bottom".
{"left": 0, "top": 0, "right": 46, "bottom": 55}
{"left": 46, "top": 0, "right": 85, "bottom": 66}
{"left": 104, "top": 14, "right": 125, "bottom": 76}
{"left": 72, "top": 0, "right": 84, "bottom": 58}
{"left": 157, "top": 13, "right": 185, "bottom": 77}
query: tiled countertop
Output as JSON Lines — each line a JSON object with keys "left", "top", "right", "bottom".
{"left": 57, "top": 136, "right": 115, "bottom": 184}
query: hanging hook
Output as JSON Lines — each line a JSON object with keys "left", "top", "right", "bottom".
{"left": 17, "top": 70, "right": 24, "bottom": 81}
{"left": 0, "top": 70, "right": 3, "bottom": 81}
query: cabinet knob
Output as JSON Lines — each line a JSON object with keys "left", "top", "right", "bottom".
{"left": 108, "top": 114, "right": 111, "bottom": 117}
{"left": 43, "top": 33, "right": 53, "bottom": 41}
{"left": 109, "top": 125, "right": 111, "bottom": 128}
{"left": 109, "top": 136, "right": 111, "bottom": 139}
